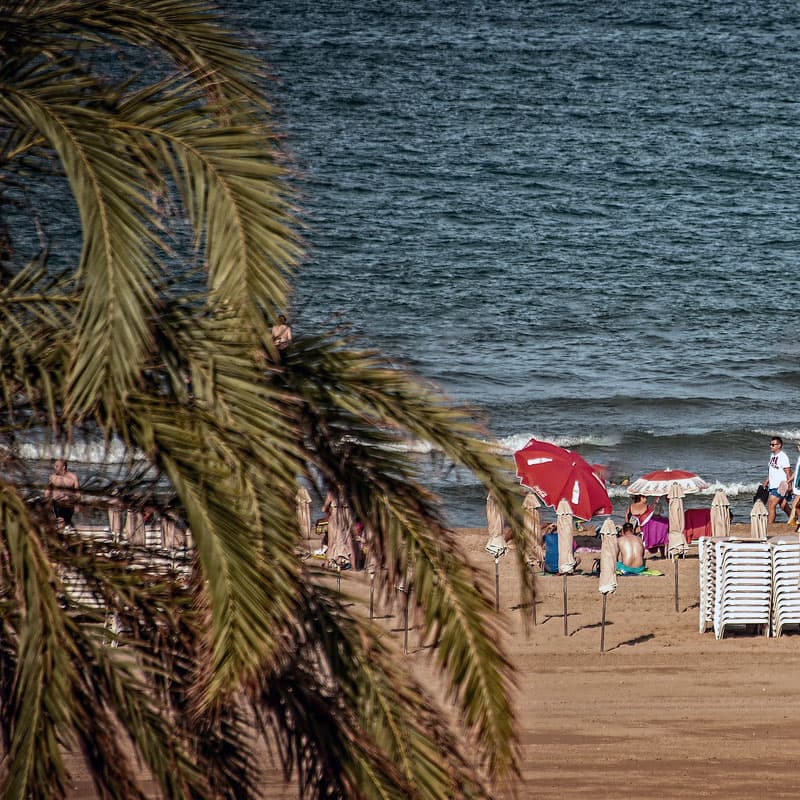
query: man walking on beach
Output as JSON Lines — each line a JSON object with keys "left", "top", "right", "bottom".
{"left": 45, "top": 459, "right": 80, "bottom": 527}
{"left": 765, "top": 436, "right": 792, "bottom": 523}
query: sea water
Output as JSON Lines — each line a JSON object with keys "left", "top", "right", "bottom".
{"left": 233, "top": 0, "right": 800, "bottom": 525}
{"left": 19, "top": 2, "right": 800, "bottom": 527}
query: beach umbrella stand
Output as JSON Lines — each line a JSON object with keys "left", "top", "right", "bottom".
{"left": 601, "top": 594, "right": 608, "bottom": 652}
{"left": 530, "top": 564, "right": 537, "bottom": 626}
{"left": 673, "top": 555, "right": 680, "bottom": 613}
{"left": 494, "top": 556, "right": 501, "bottom": 612}
{"left": 369, "top": 572, "right": 375, "bottom": 620}
{"left": 562, "top": 575, "right": 569, "bottom": 636}
{"left": 402, "top": 586, "right": 410, "bottom": 655}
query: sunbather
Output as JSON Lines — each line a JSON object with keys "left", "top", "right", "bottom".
{"left": 617, "top": 522, "right": 646, "bottom": 574}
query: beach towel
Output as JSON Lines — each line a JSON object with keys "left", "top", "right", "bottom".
{"left": 616, "top": 561, "right": 646, "bottom": 574}
{"left": 641, "top": 514, "right": 669, "bottom": 550}
{"left": 684, "top": 507, "right": 712, "bottom": 542}
{"left": 543, "top": 532, "right": 560, "bottom": 574}
{"left": 615, "top": 565, "right": 664, "bottom": 576}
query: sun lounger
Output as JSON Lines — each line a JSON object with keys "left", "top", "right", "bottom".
{"left": 712, "top": 539, "right": 771, "bottom": 639}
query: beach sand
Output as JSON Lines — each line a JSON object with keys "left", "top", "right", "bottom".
{"left": 66, "top": 522, "right": 800, "bottom": 798}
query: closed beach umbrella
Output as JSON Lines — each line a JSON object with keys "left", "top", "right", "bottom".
{"left": 598, "top": 517, "right": 618, "bottom": 653}
{"left": 556, "top": 499, "right": 576, "bottom": 574}
{"left": 557, "top": 498, "right": 575, "bottom": 636}
{"left": 750, "top": 499, "right": 768, "bottom": 540}
{"left": 628, "top": 469, "right": 709, "bottom": 497}
{"left": 514, "top": 438, "right": 612, "bottom": 521}
{"left": 327, "top": 495, "right": 353, "bottom": 567}
{"left": 522, "top": 491, "right": 543, "bottom": 568}
{"left": 598, "top": 518, "right": 619, "bottom": 595}
{"left": 667, "top": 482, "right": 688, "bottom": 557}
{"left": 484, "top": 492, "right": 507, "bottom": 557}
{"left": 295, "top": 486, "right": 312, "bottom": 541}
{"left": 710, "top": 490, "right": 731, "bottom": 538}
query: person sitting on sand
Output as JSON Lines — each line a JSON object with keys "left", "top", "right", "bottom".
{"left": 617, "top": 522, "right": 646, "bottom": 574}
{"left": 625, "top": 494, "right": 653, "bottom": 531}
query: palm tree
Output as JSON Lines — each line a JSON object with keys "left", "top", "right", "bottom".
{"left": 0, "top": 2, "right": 531, "bottom": 798}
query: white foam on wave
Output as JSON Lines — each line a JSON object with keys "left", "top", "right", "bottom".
{"left": 14, "top": 439, "right": 145, "bottom": 464}
{"left": 493, "top": 431, "right": 621, "bottom": 454}
{"left": 754, "top": 427, "right": 800, "bottom": 442}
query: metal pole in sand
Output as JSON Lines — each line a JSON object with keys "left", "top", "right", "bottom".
{"left": 402, "top": 584, "right": 410, "bottom": 655}
{"left": 562, "top": 574, "right": 569, "bottom": 636}
{"left": 600, "top": 594, "right": 607, "bottom": 653}
{"left": 673, "top": 555, "right": 679, "bottom": 613}
{"left": 530, "top": 565, "right": 537, "bottom": 626}
{"left": 369, "top": 572, "right": 375, "bottom": 620}
{"left": 494, "top": 556, "right": 500, "bottom": 612}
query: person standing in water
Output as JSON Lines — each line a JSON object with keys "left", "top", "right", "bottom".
{"left": 45, "top": 459, "right": 80, "bottom": 527}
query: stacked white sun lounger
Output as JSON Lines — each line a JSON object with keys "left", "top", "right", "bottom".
{"left": 698, "top": 536, "right": 717, "bottom": 634}
{"left": 770, "top": 537, "right": 800, "bottom": 637}
{"left": 712, "top": 539, "right": 772, "bottom": 639}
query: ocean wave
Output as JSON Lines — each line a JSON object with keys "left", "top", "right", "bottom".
{"left": 9, "top": 440, "right": 145, "bottom": 465}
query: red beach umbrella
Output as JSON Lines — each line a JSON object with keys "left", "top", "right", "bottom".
{"left": 513, "top": 438, "right": 612, "bottom": 521}
{"left": 626, "top": 469, "right": 709, "bottom": 497}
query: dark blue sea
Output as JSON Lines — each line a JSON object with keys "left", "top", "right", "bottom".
{"left": 226, "top": 0, "right": 800, "bottom": 526}
{"left": 18, "top": 1, "right": 797, "bottom": 526}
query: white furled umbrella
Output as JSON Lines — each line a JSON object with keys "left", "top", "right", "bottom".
{"left": 522, "top": 491, "right": 543, "bottom": 569}
{"left": 295, "top": 486, "right": 312, "bottom": 541}
{"left": 667, "top": 483, "right": 688, "bottom": 557}
{"left": 598, "top": 517, "right": 619, "bottom": 653}
{"left": 485, "top": 492, "right": 506, "bottom": 610}
{"left": 598, "top": 518, "right": 619, "bottom": 596}
{"left": 668, "top": 482, "right": 687, "bottom": 614}
{"left": 522, "top": 491, "right": 542, "bottom": 625}
{"left": 327, "top": 495, "right": 353, "bottom": 569}
{"left": 557, "top": 498, "right": 575, "bottom": 636}
{"left": 710, "top": 490, "right": 731, "bottom": 539}
{"left": 557, "top": 499, "right": 576, "bottom": 574}
{"left": 750, "top": 499, "right": 768, "bottom": 540}
{"left": 484, "top": 492, "right": 507, "bottom": 558}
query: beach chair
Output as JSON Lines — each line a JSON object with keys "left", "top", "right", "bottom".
{"left": 770, "top": 537, "right": 800, "bottom": 637}
{"left": 713, "top": 540, "right": 771, "bottom": 639}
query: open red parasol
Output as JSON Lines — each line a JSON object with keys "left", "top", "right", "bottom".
{"left": 513, "top": 438, "right": 612, "bottom": 521}
{"left": 626, "top": 469, "right": 708, "bottom": 497}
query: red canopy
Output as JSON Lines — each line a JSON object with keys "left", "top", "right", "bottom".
{"left": 513, "top": 438, "right": 613, "bottom": 521}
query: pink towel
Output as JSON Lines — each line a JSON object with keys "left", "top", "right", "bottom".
{"left": 684, "top": 508, "right": 712, "bottom": 543}
{"left": 641, "top": 515, "right": 669, "bottom": 550}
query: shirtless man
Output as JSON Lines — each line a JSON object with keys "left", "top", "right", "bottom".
{"left": 271, "top": 314, "right": 292, "bottom": 359}
{"left": 45, "top": 459, "right": 80, "bottom": 527}
{"left": 617, "top": 522, "right": 645, "bottom": 570}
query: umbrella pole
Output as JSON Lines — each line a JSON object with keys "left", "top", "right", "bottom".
{"left": 530, "top": 564, "right": 537, "bottom": 626}
{"left": 369, "top": 572, "right": 374, "bottom": 620}
{"left": 562, "top": 574, "right": 568, "bottom": 636}
{"left": 402, "top": 584, "right": 410, "bottom": 655}
{"left": 337, "top": 564, "right": 341, "bottom": 595}
{"left": 673, "top": 555, "right": 679, "bottom": 613}
{"left": 494, "top": 556, "right": 500, "bottom": 612}
{"left": 600, "top": 594, "right": 607, "bottom": 653}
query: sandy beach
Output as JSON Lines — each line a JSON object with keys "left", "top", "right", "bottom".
{"left": 66, "top": 522, "right": 800, "bottom": 799}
